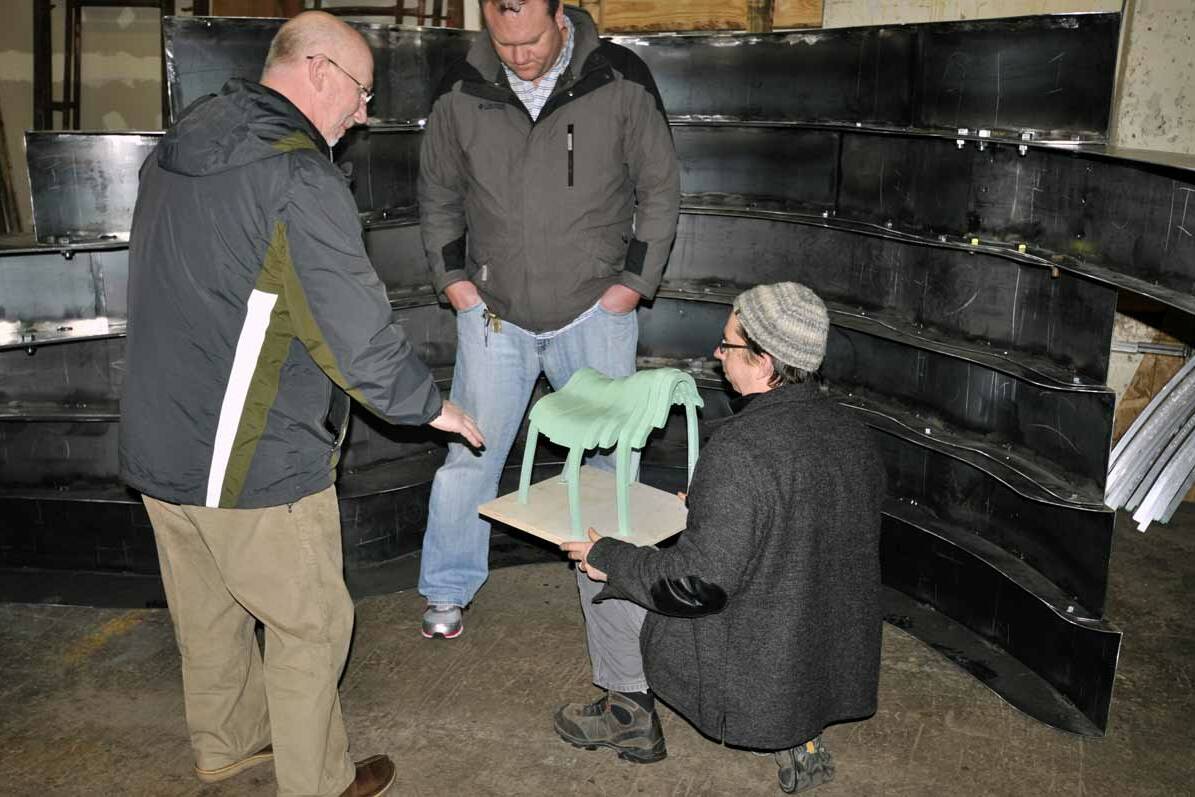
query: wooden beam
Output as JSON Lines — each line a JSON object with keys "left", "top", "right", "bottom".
{"left": 578, "top": 0, "right": 602, "bottom": 31}
{"left": 746, "top": 0, "right": 773, "bottom": 33}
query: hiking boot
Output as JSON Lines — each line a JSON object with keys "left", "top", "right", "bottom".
{"left": 194, "top": 745, "right": 273, "bottom": 783}
{"left": 339, "top": 754, "right": 396, "bottom": 797}
{"left": 553, "top": 691, "right": 667, "bottom": 764}
{"left": 774, "top": 735, "right": 834, "bottom": 793}
{"left": 421, "top": 604, "right": 462, "bottom": 639}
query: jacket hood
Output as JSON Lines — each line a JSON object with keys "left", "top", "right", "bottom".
{"left": 467, "top": 5, "right": 603, "bottom": 85}
{"left": 156, "top": 79, "right": 329, "bottom": 177}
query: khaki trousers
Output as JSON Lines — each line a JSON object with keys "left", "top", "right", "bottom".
{"left": 144, "top": 486, "right": 356, "bottom": 797}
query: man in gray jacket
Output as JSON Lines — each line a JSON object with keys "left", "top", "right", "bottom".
{"left": 417, "top": 0, "right": 680, "bottom": 638}
{"left": 121, "top": 12, "right": 480, "bottom": 797}
{"left": 561, "top": 283, "right": 884, "bottom": 794}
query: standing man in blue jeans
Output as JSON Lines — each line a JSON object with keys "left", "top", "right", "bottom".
{"left": 417, "top": 0, "right": 680, "bottom": 638}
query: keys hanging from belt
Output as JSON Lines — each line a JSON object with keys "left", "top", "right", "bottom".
{"left": 482, "top": 307, "right": 501, "bottom": 347}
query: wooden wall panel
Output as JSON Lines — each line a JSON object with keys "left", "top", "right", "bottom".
{"left": 210, "top": 0, "right": 304, "bottom": 17}
{"left": 773, "top": 0, "right": 823, "bottom": 28}
{"left": 599, "top": 0, "right": 749, "bottom": 33}
{"left": 589, "top": 0, "right": 823, "bottom": 33}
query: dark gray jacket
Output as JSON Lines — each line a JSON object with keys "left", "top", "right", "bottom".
{"left": 589, "top": 383, "right": 885, "bottom": 749}
{"left": 120, "top": 79, "right": 441, "bottom": 509}
{"left": 418, "top": 6, "right": 680, "bottom": 332}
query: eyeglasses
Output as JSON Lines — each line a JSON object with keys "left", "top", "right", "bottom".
{"left": 717, "top": 340, "right": 751, "bottom": 353}
{"left": 307, "top": 54, "right": 374, "bottom": 104}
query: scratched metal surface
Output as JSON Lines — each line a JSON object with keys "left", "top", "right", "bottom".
{"left": 163, "top": 17, "right": 471, "bottom": 125}
{"left": 25, "top": 132, "right": 160, "bottom": 245}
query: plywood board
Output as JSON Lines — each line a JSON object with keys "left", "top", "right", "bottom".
{"left": 480, "top": 465, "right": 688, "bottom": 546}
{"left": 599, "top": 0, "right": 749, "bottom": 33}
{"left": 773, "top": 0, "right": 823, "bottom": 29}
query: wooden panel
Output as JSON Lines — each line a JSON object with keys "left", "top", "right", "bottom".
{"left": 773, "top": 0, "right": 822, "bottom": 28}
{"left": 480, "top": 466, "right": 688, "bottom": 546}
{"left": 599, "top": 0, "right": 750, "bottom": 33}
{"left": 210, "top": 0, "right": 303, "bottom": 17}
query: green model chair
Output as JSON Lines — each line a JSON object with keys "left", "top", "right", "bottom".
{"left": 517, "top": 367, "right": 703, "bottom": 536}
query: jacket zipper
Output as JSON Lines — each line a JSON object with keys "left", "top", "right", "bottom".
{"left": 567, "top": 124, "right": 574, "bottom": 187}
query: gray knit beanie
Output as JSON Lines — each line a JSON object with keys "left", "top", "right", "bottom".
{"left": 732, "top": 282, "right": 829, "bottom": 372}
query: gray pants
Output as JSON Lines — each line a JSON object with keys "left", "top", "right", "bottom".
{"left": 576, "top": 567, "right": 649, "bottom": 693}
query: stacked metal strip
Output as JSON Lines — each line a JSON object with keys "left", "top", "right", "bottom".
{"left": 1106, "top": 357, "right": 1195, "bottom": 530}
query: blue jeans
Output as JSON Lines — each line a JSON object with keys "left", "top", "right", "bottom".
{"left": 418, "top": 302, "right": 639, "bottom": 607}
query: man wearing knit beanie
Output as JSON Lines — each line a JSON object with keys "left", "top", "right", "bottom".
{"left": 558, "top": 282, "right": 885, "bottom": 794}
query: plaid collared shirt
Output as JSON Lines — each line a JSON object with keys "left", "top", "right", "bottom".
{"left": 503, "top": 15, "right": 575, "bottom": 121}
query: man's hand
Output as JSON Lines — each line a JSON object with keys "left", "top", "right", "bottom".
{"left": 444, "top": 280, "right": 482, "bottom": 312}
{"left": 598, "top": 284, "right": 641, "bottom": 315}
{"left": 560, "top": 528, "right": 608, "bottom": 582}
{"left": 429, "top": 400, "right": 485, "bottom": 448}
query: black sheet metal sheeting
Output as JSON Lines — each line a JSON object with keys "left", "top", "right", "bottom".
{"left": 880, "top": 514, "right": 1120, "bottom": 736}
{"left": 163, "top": 17, "right": 470, "bottom": 124}
{"left": 164, "top": 13, "right": 1119, "bottom": 136}
{"left": 3, "top": 11, "right": 1159, "bottom": 735}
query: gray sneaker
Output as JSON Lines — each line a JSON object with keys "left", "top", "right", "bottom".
{"left": 421, "top": 603, "right": 462, "bottom": 639}
{"left": 774, "top": 735, "right": 834, "bottom": 793}
{"left": 553, "top": 691, "right": 667, "bottom": 764}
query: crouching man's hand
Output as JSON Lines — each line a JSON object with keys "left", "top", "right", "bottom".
{"left": 561, "top": 528, "right": 608, "bottom": 582}
{"left": 429, "top": 400, "right": 485, "bottom": 449}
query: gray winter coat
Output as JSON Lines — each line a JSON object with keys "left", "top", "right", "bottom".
{"left": 120, "top": 79, "right": 441, "bottom": 509}
{"left": 418, "top": 6, "right": 680, "bottom": 332}
{"left": 589, "top": 383, "right": 885, "bottom": 749}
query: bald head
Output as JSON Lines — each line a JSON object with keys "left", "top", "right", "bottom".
{"left": 260, "top": 11, "right": 374, "bottom": 147}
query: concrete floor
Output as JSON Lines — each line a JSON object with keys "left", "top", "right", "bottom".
{"left": 2, "top": 507, "right": 1194, "bottom": 796}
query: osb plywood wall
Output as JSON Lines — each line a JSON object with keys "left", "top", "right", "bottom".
{"left": 591, "top": 0, "right": 823, "bottom": 32}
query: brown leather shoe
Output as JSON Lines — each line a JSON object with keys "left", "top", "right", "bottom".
{"left": 339, "top": 754, "right": 396, "bottom": 797}
{"left": 194, "top": 745, "right": 273, "bottom": 783}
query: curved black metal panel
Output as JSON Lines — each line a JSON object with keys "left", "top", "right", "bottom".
{"left": 617, "top": 28, "right": 913, "bottom": 126}
{"left": 911, "top": 14, "right": 1118, "bottom": 135}
{"left": 874, "top": 431, "right": 1113, "bottom": 615}
{"left": 341, "top": 129, "right": 422, "bottom": 221}
{"left": 163, "top": 17, "right": 471, "bottom": 125}
{"left": 825, "top": 327, "right": 1113, "bottom": 490}
{"left": 665, "top": 212, "right": 1117, "bottom": 383}
{"left": 618, "top": 14, "right": 1117, "bottom": 134}
{"left": 637, "top": 295, "right": 1111, "bottom": 495}
{"left": 674, "top": 127, "right": 838, "bottom": 212}
{"left": 881, "top": 511, "right": 1120, "bottom": 735}
{"left": 364, "top": 221, "right": 425, "bottom": 280}
{"left": 837, "top": 132, "right": 1195, "bottom": 311}
{"left": 163, "top": 13, "right": 1118, "bottom": 137}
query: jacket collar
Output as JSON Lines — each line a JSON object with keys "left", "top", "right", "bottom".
{"left": 467, "top": 5, "right": 604, "bottom": 90}
{"left": 731, "top": 381, "right": 822, "bottom": 416}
